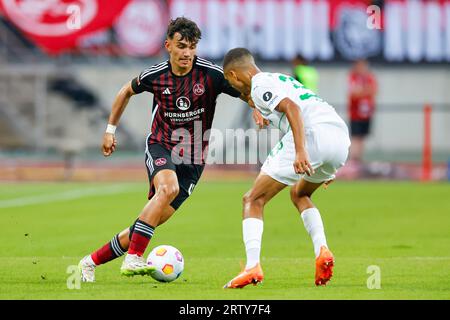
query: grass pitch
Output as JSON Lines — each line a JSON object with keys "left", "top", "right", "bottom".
{"left": 0, "top": 180, "right": 449, "bottom": 300}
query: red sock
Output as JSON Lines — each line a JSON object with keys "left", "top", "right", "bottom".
{"left": 128, "top": 220, "right": 155, "bottom": 256}
{"left": 91, "top": 234, "right": 126, "bottom": 265}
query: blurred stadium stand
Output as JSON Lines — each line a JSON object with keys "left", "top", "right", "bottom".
{"left": 0, "top": 65, "right": 138, "bottom": 151}
{"left": 0, "top": 14, "right": 49, "bottom": 64}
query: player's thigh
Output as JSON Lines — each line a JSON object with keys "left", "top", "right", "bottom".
{"left": 146, "top": 143, "right": 180, "bottom": 197}
{"left": 245, "top": 172, "right": 287, "bottom": 204}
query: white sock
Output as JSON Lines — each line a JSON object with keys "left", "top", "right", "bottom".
{"left": 242, "top": 218, "right": 263, "bottom": 269}
{"left": 87, "top": 254, "right": 97, "bottom": 266}
{"left": 301, "top": 208, "right": 328, "bottom": 258}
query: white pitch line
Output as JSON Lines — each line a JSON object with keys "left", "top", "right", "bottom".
{"left": 0, "top": 185, "right": 137, "bottom": 209}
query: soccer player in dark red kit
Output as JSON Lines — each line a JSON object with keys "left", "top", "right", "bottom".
{"left": 78, "top": 17, "right": 253, "bottom": 281}
{"left": 347, "top": 59, "right": 377, "bottom": 165}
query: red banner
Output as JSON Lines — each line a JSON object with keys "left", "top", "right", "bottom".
{"left": 0, "top": 0, "right": 131, "bottom": 54}
{"left": 115, "top": 0, "right": 168, "bottom": 57}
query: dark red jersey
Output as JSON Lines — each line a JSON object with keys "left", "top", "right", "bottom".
{"left": 131, "top": 56, "right": 240, "bottom": 164}
{"left": 348, "top": 72, "right": 377, "bottom": 121}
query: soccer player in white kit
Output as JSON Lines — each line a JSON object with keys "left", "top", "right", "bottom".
{"left": 222, "top": 48, "right": 351, "bottom": 288}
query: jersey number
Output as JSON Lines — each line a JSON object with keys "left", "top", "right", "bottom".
{"left": 278, "top": 75, "right": 323, "bottom": 102}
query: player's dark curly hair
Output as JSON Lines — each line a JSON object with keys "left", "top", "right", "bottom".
{"left": 223, "top": 47, "right": 253, "bottom": 70}
{"left": 167, "top": 17, "right": 202, "bottom": 44}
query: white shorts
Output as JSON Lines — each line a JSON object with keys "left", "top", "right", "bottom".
{"left": 261, "top": 122, "right": 351, "bottom": 185}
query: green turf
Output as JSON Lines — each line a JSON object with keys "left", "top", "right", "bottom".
{"left": 0, "top": 180, "right": 449, "bottom": 300}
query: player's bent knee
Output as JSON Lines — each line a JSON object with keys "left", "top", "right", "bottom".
{"left": 156, "top": 184, "right": 180, "bottom": 202}
{"left": 243, "top": 190, "right": 265, "bottom": 208}
{"left": 242, "top": 190, "right": 252, "bottom": 206}
{"left": 290, "top": 185, "right": 314, "bottom": 199}
{"left": 289, "top": 187, "right": 298, "bottom": 202}
{"left": 290, "top": 187, "right": 311, "bottom": 209}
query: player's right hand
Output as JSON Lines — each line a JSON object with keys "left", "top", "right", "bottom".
{"left": 102, "top": 133, "right": 117, "bottom": 157}
{"left": 294, "top": 149, "right": 314, "bottom": 176}
{"left": 252, "top": 109, "right": 270, "bottom": 129}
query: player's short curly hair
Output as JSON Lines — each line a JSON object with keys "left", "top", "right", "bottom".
{"left": 167, "top": 17, "right": 202, "bottom": 44}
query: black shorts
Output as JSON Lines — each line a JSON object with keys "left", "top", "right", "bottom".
{"left": 144, "top": 143, "right": 204, "bottom": 210}
{"left": 350, "top": 120, "right": 371, "bottom": 137}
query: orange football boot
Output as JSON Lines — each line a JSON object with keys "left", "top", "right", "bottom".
{"left": 315, "top": 246, "right": 334, "bottom": 286}
{"left": 223, "top": 263, "right": 264, "bottom": 289}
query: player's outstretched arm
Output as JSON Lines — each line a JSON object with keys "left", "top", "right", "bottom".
{"left": 102, "top": 81, "right": 136, "bottom": 157}
{"left": 252, "top": 108, "right": 269, "bottom": 129}
{"left": 250, "top": 100, "right": 270, "bottom": 129}
{"left": 276, "top": 97, "right": 314, "bottom": 176}
{"left": 241, "top": 94, "right": 269, "bottom": 129}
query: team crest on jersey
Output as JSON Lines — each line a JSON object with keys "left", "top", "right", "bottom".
{"left": 154, "top": 158, "right": 167, "bottom": 166}
{"left": 176, "top": 96, "right": 191, "bottom": 111}
{"left": 193, "top": 83, "right": 205, "bottom": 96}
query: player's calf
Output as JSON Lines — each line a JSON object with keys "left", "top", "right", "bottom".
{"left": 289, "top": 185, "right": 317, "bottom": 213}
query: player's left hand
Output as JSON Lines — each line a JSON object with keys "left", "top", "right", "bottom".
{"left": 294, "top": 149, "right": 314, "bottom": 176}
{"left": 252, "top": 109, "right": 270, "bottom": 129}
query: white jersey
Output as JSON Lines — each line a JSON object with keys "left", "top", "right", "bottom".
{"left": 251, "top": 72, "right": 346, "bottom": 134}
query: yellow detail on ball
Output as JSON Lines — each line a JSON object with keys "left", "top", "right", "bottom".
{"left": 162, "top": 264, "right": 174, "bottom": 275}
{"left": 156, "top": 248, "right": 167, "bottom": 256}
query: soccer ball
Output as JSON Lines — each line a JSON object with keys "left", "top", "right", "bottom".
{"left": 146, "top": 245, "right": 184, "bottom": 282}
